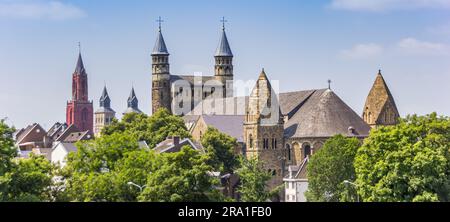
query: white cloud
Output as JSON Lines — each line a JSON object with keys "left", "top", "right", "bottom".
{"left": 330, "top": 0, "right": 450, "bottom": 11}
{"left": 397, "top": 38, "right": 450, "bottom": 55}
{"left": 0, "top": 1, "right": 86, "bottom": 20}
{"left": 340, "top": 43, "right": 384, "bottom": 59}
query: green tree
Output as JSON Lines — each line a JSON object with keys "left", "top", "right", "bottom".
{"left": 201, "top": 127, "right": 239, "bottom": 173}
{"left": 63, "top": 133, "right": 142, "bottom": 201}
{"left": 354, "top": 113, "right": 450, "bottom": 202}
{"left": 113, "top": 149, "right": 160, "bottom": 201}
{"left": 305, "top": 135, "right": 361, "bottom": 202}
{"left": 0, "top": 119, "right": 16, "bottom": 175}
{"left": 139, "top": 146, "right": 223, "bottom": 202}
{"left": 0, "top": 154, "right": 55, "bottom": 202}
{"left": 102, "top": 108, "right": 190, "bottom": 148}
{"left": 236, "top": 157, "right": 279, "bottom": 202}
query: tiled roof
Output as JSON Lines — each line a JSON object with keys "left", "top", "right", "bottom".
{"left": 201, "top": 115, "right": 245, "bottom": 142}
{"left": 62, "top": 131, "right": 92, "bottom": 143}
{"left": 284, "top": 89, "right": 371, "bottom": 138}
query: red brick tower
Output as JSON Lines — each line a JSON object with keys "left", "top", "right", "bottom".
{"left": 66, "top": 52, "right": 93, "bottom": 133}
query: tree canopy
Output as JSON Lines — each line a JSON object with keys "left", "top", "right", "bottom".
{"left": 236, "top": 157, "right": 279, "bottom": 202}
{"left": 0, "top": 119, "right": 16, "bottom": 175}
{"left": 306, "top": 134, "right": 361, "bottom": 202}
{"left": 354, "top": 113, "right": 450, "bottom": 202}
{"left": 101, "top": 108, "right": 191, "bottom": 148}
{"left": 201, "top": 127, "right": 239, "bottom": 174}
{"left": 139, "top": 146, "right": 223, "bottom": 202}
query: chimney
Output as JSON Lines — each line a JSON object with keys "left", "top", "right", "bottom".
{"left": 173, "top": 136, "right": 180, "bottom": 146}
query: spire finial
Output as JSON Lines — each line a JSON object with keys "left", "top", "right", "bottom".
{"left": 328, "top": 79, "right": 332, "bottom": 89}
{"left": 156, "top": 16, "right": 164, "bottom": 32}
{"left": 78, "top": 42, "right": 81, "bottom": 54}
{"left": 220, "top": 16, "right": 227, "bottom": 30}
{"left": 378, "top": 69, "right": 382, "bottom": 75}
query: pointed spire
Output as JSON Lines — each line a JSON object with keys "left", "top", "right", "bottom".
{"left": 363, "top": 69, "right": 400, "bottom": 127}
{"left": 215, "top": 18, "right": 233, "bottom": 57}
{"left": 75, "top": 52, "right": 86, "bottom": 74}
{"left": 247, "top": 69, "right": 282, "bottom": 125}
{"left": 259, "top": 68, "right": 268, "bottom": 80}
{"left": 152, "top": 17, "right": 169, "bottom": 56}
{"left": 127, "top": 87, "right": 138, "bottom": 108}
{"left": 125, "top": 87, "right": 142, "bottom": 114}
{"left": 99, "top": 86, "right": 111, "bottom": 108}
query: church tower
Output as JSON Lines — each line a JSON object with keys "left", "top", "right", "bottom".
{"left": 151, "top": 18, "right": 172, "bottom": 114}
{"left": 66, "top": 52, "right": 93, "bottom": 133}
{"left": 124, "top": 87, "right": 142, "bottom": 114}
{"left": 243, "top": 69, "right": 285, "bottom": 188}
{"left": 214, "top": 18, "right": 234, "bottom": 98}
{"left": 363, "top": 70, "right": 400, "bottom": 128}
{"left": 94, "top": 86, "right": 116, "bottom": 137}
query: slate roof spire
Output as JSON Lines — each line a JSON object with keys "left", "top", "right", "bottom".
{"left": 215, "top": 18, "right": 233, "bottom": 57}
{"left": 124, "top": 87, "right": 142, "bottom": 114}
{"left": 75, "top": 52, "right": 86, "bottom": 74}
{"left": 151, "top": 17, "right": 169, "bottom": 56}
{"left": 99, "top": 86, "right": 111, "bottom": 108}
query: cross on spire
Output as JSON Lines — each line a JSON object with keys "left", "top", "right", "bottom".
{"left": 156, "top": 16, "right": 164, "bottom": 31}
{"left": 220, "top": 16, "right": 227, "bottom": 30}
{"left": 328, "top": 79, "right": 332, "bottom": 89}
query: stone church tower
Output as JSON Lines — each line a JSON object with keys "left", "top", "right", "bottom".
{"left": 243, "top": 69, "right": 285, "bottom": 188}
{"left": 151, "top": 24, "right": 171, "bottom": 114}
{"left": 94, "top": 86, "right": 115, "bottom": 137}
{"left": 66, "top": 52, "right": 93, "bottom": 133}
{"left": 214, "top": 23, "right": 234, "bottom": 98}
{"left": 363, "top": 70, "right": 400, "bottom": 128}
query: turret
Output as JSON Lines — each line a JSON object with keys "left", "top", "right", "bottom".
{"left": 151, "top": 17, "right": 172, "bottom": 114}
{"left": 214, "top": 17, "right": 234, "bottom": 97}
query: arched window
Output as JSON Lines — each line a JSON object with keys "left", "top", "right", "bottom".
{"left": 303, "top": 144, "right": 311, "bottom": 159}
{"left": 249, "top": 134, "right": 253, "bottom": 149}
{"left": 286, "top": 144, "right": 291, "bottom": 161}
{"left": 263, "top": 137, "right": 269, "bottom": 149}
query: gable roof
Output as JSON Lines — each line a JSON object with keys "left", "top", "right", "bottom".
{"left": 201, "top": 115, "right": 245, "bottom": 142}
{"left": 153, "top": 137, "right": 203, "bottom": 153}
{"left": 55, "top": 124, "right": 79, "bottom": 142}
{"left": 15, "top": 123, "right": 46, "bottom": 145}
{"left": 53, "top": 142, "right": 78, "bottom": 153}
{"left": 62, "top": 131, "right": 92, "bottom": 143}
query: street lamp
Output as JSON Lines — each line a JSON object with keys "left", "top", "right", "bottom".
{"left": 343, "top": 180, "right": 359, "bottom": 202}
{"left": 127, "top": 182, "right": 146, "bottom": 193}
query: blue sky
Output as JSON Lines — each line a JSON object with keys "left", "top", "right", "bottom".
{"left": 1, "top": 0, "right": 450, "bottom": 129}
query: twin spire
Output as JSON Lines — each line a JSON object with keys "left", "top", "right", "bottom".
{"left": 151, "top": 17, "right": 233, "bottom": 57}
